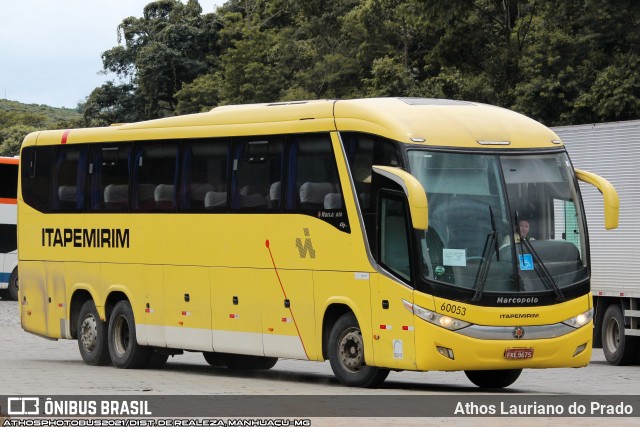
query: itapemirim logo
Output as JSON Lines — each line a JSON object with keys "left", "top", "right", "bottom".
{"left": 295, "top": 228, "right": 316, "bottom": 259}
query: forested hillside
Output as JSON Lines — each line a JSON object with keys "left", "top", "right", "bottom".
{"left": 0, "top": 100, "right": 82, "bottom": 157}
{"left": 83, "top": 0, "right": 640, "bottom": 128}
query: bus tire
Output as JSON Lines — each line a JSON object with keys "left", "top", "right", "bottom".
{"left": 7, "top": 269, "right": 18, "bottom": 301}
{"left": 108, "top": 300, "right": 150, "bottom": 369}
{"left": 602, "top": 304, "right": 638, "bottom": 365}
{"left": 77, "top": 300, "right": 111, "bottom": 366}
{"left": 224, "top": 354, "right": 278, "bottom": 370}
{"left": 464, "top": 369, "right": 522, "bottom": 388}
{"left": 328, "top": 312, "right": 389, "bottom": 388}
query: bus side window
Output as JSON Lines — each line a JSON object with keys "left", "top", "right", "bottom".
{"left": 0, "top": 224, "right": 17, "bottom": 253}
{"left": 0, "top": 163, "right": 18, "bottom": 200}
{"left": 288, "top": 135, "right": 342, "bottom": 211}
{"left": 232, "top": 139, "right": 283, "bottom": 210}
{"left": 379, "top": 193, "right": 412, "bottom": 282}
{"left": 50, "top": 146, "right": 85, "bottom": 212}
{"left": 182, "top": 140, "right": 229, "bottom": 211}
{"left": 21, "top": 146, "right": 53, "bottom": 212}
{"left": 342, "top": 133, "right": 401, "bottom": 212}
{"left": 90, "top": 145, "right": 131, "bottom": 212}
{"left": 133, "top": 143, "right": 178, "bottom": 212}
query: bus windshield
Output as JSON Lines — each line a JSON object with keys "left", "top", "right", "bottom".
{"left": 407, "top": 150, "right": 587, "bottom": 298}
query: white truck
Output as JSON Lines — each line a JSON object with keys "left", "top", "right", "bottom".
{"left": 553, "top": 121, "right": 640, "bottom": 365}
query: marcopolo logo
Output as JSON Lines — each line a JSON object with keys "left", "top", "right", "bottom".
{"left": 496, "top": 297, "right": 539, "bottom": 305}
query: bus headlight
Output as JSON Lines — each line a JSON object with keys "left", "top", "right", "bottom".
{"left": 402, "top": 299, "right": 471, "bottom": 331}
{"left": 562, "top": 308, "right": 594, "bottom": 328}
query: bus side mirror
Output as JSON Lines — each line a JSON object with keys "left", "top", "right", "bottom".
{"left": 372, "top": 165, "right": 428, "bottom": 230}
{"left": 575, "top": 168, "right": 619, "bottom": 230}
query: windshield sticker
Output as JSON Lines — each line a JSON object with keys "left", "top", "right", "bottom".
{"left": 519, "top": 254, "right": 534, "bottom": 271}
{"left": 443, "top": 249, "right": 466, "bottom": 266}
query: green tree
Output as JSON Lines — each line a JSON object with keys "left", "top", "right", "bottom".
{"left": 575, "top": 54, "right": 640, "bottom": 122}
{"left": 513, "top": 0, "right": 640, "bottom": 124}
{"left": 85, "top": 0, "right": 221, "bottom": 123}
{"left": 83, "top": 82, "right": 140, "bottom": 126}
{"left": 86, "top": 0, "right": 640, "bottom": 125}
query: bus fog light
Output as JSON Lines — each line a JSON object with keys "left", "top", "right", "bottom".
{"left": 437, "top": 346, "right": 455, "bottom": 360}
{"left": 573, "top": 343, "right": 587, "bottom": 357}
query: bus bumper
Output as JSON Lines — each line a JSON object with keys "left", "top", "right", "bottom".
{"left": 414, "top": 320, "right": 593, "bottom": 371}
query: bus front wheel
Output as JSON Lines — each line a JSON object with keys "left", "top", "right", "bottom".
{"left": 328, "top": 312, "right": 389, "bottom": 388}
{"left": 77, "top": 300, "right": 111, "bottom": 366}
{"left": 108, "top": 300, "right": 150, "bottom": 369}
{"left": 602, "top": 304, "right": 638, "bottom": 365}
{"left": 464, "top": 369, "right": 522, "bottom": 388}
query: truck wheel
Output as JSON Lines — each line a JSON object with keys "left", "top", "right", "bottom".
{"left": 108, "top": 300, "right": 150, "bottom": 368}
{"left": 328, "top": 312, "right": 389, "bottom": 388}
{"left": 464, "top": 369, "right": 522, "bottom": 388}
{"left": 602, "top": 304, "right": 638, "bottom": 365}
{"left": 7, "top": 269, "right": 18, "bottom": 301}
{"left": 77, "top": 300, "right": 111, "bottom": 366}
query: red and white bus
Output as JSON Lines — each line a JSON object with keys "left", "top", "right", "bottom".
{"left": 0, "top": 156, "right": 19, "bottom": 300}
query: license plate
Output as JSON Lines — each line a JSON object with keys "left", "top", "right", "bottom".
{"left": 504, "top": 348, "right": 534, "bottom": 360}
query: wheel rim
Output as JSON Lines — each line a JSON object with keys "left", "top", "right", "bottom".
{"left": 605, "top": 316, "right": 621, "bottom": 353}
{"left": 80, "top": 315, "right": 97, "bottom": 352}
{"left": 113, "top": 315, "right": 130, "bottom": 356}
{"left": 338, "top": 327, "right": 365, "bottom": 372}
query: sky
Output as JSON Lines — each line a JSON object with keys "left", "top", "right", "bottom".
{"left": 0, "top": 0, "right": 225, "bottom": 109}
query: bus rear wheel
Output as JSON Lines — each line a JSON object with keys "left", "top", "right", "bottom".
{"left": 328, "top": 312, "right": 389, "bottom": 388}
{"left": 77, "top": 300, "right": 111, "bottom": 366}
{"left": 108, "top": 300, "right": 150, "bottom": 369}
{"left": 464, "top": 369, "right": 522, "bottom": 388}
{"left": 7, "top": 269, "right": 18, "bottom": 301}
{"left": 602, "top": 304, "right": 639, "bottom": 365}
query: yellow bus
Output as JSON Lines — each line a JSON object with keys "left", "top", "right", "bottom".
{"left": 18, "top": 98, "right": 619, "bottom": 388}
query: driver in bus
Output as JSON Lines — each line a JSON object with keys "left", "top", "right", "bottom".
{"left": 503, "top": 219, "right": 535, "bottom": 246}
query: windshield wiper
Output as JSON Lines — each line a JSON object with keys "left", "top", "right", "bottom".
{"left": 520, "top": 237, "right": 565, "bottom": 302}
{"left": 514, "top": 211, "right": 565, "bottom": 302}
{"left": 472, "top": 206, "right": 499, "bottom": 302}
